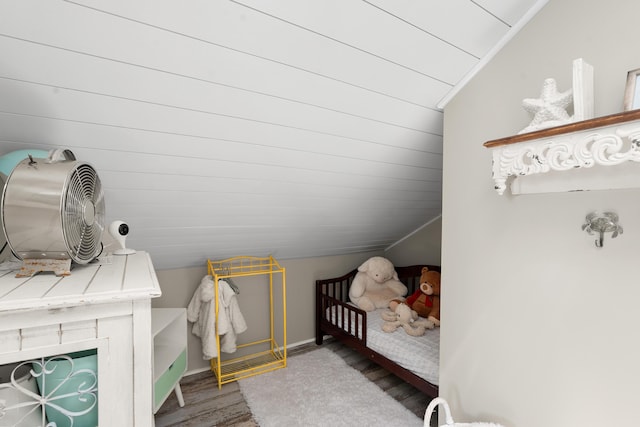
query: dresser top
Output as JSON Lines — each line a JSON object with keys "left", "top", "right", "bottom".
{"left": 0, "top": 251, "right": 162, "bottom": 312}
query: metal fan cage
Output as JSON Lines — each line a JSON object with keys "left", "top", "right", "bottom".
{"left": 1, "top": 155, "right": 105, "bottom": 264}
{"left": 63, "top": 163, "right": 105, "bottom": 262}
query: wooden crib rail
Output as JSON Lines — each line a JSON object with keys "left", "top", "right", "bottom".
{"left": 315, "top": 264, "right": 441, "bottom": 346}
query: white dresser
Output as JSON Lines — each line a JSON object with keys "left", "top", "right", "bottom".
{"left": 0, "top": 251, "right": 162, "bottom": 426}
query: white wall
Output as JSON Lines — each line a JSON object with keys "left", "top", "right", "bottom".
{"left": 441, "top": 0, "right": 640, "bottom": 426}
{"left": 155, "top": 218, "right": 442, "bottom": 374}
{"left": 385, "top": 216, "right": 441, "bottom": 266}
{"left": 154, "top": 250, "right": 383, "bottom": 372}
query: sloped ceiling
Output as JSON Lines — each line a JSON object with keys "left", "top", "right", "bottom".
{"left": 0, "top": 0, "right": 547, "bottom": 270}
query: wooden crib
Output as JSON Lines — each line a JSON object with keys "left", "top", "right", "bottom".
{"left": 315, "top": 264, "right": 441, "bottom": 397}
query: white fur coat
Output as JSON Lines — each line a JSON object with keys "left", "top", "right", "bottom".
{"left": 187, "top": 275, "right": 247, "bottom": 359}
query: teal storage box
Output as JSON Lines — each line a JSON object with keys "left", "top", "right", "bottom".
{"left": 32, "top": 350, "right": 98, "bottom": 427}
{"left": 154, "top": 349, "right": 187, "bottom": 409}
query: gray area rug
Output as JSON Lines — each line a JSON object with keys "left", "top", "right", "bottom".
{"left": 239, "top": 347, "right": 423, "bottom": 427}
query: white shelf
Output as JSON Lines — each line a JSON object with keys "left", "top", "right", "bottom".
{"left": 152, "top": 308, "right": 185, "bottom": 337}
{"left": 154, "top": 343, "right": 181, "bottom": 380}
{"left": 152, "top": 307, "right": 187, "bottom": 413}
{"left": 484, "top": 110, "right": 640, "bottom": 195}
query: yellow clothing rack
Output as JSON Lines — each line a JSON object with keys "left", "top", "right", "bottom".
{"left": 207, "top": 255, "right": 287, "bottom": 388}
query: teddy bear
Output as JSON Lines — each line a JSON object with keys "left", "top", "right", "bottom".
{"left": 348, "top": 256, "right": 408, "bottom": 312}
{"left": 404, "top": 267, "right": 441, "bottom": 326}
{"left": 380, "top": 302, "right": 434, "bottom": 336}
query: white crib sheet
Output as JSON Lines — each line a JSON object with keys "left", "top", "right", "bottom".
{"left": 327, "top": 306, "right": 439, "bottom": 386}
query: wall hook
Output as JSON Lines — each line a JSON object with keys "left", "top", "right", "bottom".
{"left": 581, "top": 212, "right": 622, "bottom": 247}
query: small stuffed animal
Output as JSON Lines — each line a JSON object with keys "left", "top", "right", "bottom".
{"left": 348, "top": 257, "right": 408, "bottom": 312}
{"left": 381, "top": 302, "right": 434, "bottom": 336}
{"left": 405, "top": 267, "right": 441, "bottom": 326}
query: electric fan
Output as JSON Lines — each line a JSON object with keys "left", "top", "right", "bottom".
{"left": 0, "top": 148, "right": 49, "bottom": 263}
{"left": 0, "top": 149, "right": 105, "bottom": 276}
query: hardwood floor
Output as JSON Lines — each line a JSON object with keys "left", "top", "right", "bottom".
{"left": 154, "top": 339, "right": 435, "bottom": 426}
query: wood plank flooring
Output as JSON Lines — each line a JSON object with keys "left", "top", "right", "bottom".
{"left": 154, "top": 339, "right": 435, "bottom": 426}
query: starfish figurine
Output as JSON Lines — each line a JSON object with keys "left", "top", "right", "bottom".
{"left": 519, "top": 78, "right": 573, "bottom": 134}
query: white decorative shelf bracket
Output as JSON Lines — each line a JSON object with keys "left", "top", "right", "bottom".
{"left": 484, "top": 111, "right": 640, "bottom": 195}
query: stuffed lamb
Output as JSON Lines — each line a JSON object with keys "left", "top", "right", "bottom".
{"left": 348, "top": 256, "right": 407, "bottom": 312}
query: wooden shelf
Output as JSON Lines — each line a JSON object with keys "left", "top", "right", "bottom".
{"left": 483, "top": 110, "right": 640, "bottom": 195}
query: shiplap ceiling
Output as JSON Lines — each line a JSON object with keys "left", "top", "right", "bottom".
{"left": 0, "top": 0, "right": 547, "bottom": 270}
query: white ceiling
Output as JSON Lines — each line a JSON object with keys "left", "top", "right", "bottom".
{"left": 0, "top": 0, "right": 547, "bottom": 270}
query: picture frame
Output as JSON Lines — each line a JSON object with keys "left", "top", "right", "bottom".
{"left": 623, "top": 67, "right": 640, "bottom": 111}
{"left": 573, "top": 58, "right": 594, "bottom": 121}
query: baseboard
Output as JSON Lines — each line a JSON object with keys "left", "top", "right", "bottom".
{"left": 285, "top": 337, "right": 317, "bottom": 349}
{"left": 183, "top": 337, "right": 319, "bottom": 378}
{"left": 184, "top": 366, "right": 211, "bottom": 377}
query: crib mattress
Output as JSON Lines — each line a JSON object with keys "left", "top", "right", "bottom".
{"left": 328, "top": 307, "right": 439, "bottom": 385}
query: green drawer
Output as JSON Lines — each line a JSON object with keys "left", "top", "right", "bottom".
{"left": 155, "top": 349, "right": 187, "bottom": 409}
